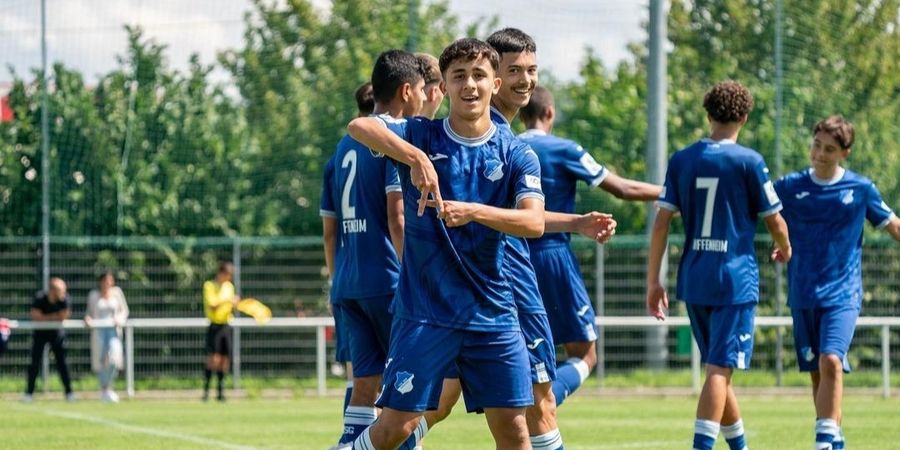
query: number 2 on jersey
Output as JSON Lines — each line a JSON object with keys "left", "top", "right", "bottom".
{"left": 341, "top": 150, "right": 357, "bottom": 219}
{"left": 696, "top": 177, "right": 719, "bottom": 238}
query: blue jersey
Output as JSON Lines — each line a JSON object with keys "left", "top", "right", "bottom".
{"left": 775, "top": 168, "right": 895, "bottom": 309}
{"left": 320, "top": 133, "right": 401, "bottom": 302}
{"left": 658, "top": 139, "right": 782, "bottom": 306}
{"left": 488, "top": 107, "right": 546, "bottom": 314}
{"left": 519, "top": 129, "right": 608, "bottom": 249}
{"left": 378, "top": 115, "right": 545, "bottom": 331}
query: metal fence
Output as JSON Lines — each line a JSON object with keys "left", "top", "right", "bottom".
{"left": 1, "top": 235, "right": 898, "bottom": 393}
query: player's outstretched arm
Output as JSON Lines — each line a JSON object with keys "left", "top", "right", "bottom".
{"left": 348, "top": 117, "right": 443, "bottom": 216}
{"left": 646, "top": 208, "right": 674, "bottom": 320}
{"left": 545, "top": 211, "right": 617, "bottom": 244}
{"left": 431, "top": 198, "right": 545, "bottom": 238}
{"left": 885, "top": 216, "right": 900, "bottom": 242}
{"left": 600, "top": 172, "right": 664, "bottom": 201}
{"left": 763, "top": 212, "right": 792, "bottom": 263}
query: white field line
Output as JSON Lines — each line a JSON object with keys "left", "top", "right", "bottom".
{"left": 25, "top": 407, "right": 261, "bottom": 450}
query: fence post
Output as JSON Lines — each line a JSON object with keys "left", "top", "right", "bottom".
{"left": 775, "top": 262, "right": 785, "bottom": 387}
{"left": 42, "top": 345, "right": 49, "bottom": 394}
{"left": 691, "top": 335, "right": 701, "bottom": 395}
{"left": 595, "top": 243, "right": 605, "bottom": 388}
{"left": 882, "top": 325, "right": 891, "bottom": 399}
{"left": 316, "top": 325, "right": 327, "bottom": 396}
{"left": 126, "top": 323, "right": 135, "bottom": 398}
{"left": 232, "top": 238, "right": 242, "bottom": 390}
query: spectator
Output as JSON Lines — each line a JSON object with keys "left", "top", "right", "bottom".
{"left": 24, "top": 277, "right": 74, "bottom": 402}
{"left": 202, "top": 261, "right": 239, "bottom": 402}
{"left": 85, "top": 272, "right": 129, "bottom": 403}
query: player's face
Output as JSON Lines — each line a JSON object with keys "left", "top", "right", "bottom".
{"left": 494, "top": 51, "right": 538, "bottom": 111}
{"left": 401, "top": 78, "right": 427, "bottom": 117}
{"left": 810, "top": 131, "right": 849, "bottom": 171}
{"left": 444, "top": 56, "right": 501, "bottom": 121}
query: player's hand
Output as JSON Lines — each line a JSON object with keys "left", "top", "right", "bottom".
{"left": 771, "top": 245, "right": 792, "bottom": 263}
{"left": 431, "top": 200, "right": 479, "bottom": 227}
{"left": 410, "top": 154, "right": 443, "bottom": 217}
{"left": 83, "top": 316, "right": 93, "bottom": 328}
{"left": 646, "top": 282, "right": 669, "bottom": 321}
{"left": 576, "top": 212, "right": 617, "bottom": 244}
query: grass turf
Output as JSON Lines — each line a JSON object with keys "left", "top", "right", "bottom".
{"left": 3, "top": 394, "right": 899, "bottom": 449}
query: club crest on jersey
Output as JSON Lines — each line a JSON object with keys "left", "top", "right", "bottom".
{"left": 394, "top": 371, "right": 415, "bottom": 394}
{"left": 483, "top": 159, "right": 504, "bottom": 182}
{"left": 841, "top": 189, "right": 854, "bottom": 205}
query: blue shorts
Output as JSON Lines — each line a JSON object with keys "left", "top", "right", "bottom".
{"left": 792, "top": 304, "right": 858, "bottom": 373}
{"left": 686, "top": 302, "right": 756, "bottom": 370}
{"left": 332, "top": 303, "right": 351, "bottom": 364}
{"left": 531, "top": 245, "right": 597, "bottom": 345}
{"left": 376, "top": 318, "right": 533, "bottom": 413}
{"left": 520, "top": 312, "right": 556, "bottom": 384}
{"left": 342, "top": 295, "right": 394, "bottom": 378}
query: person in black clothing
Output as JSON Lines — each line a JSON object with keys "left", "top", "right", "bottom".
{"left": 24, "top": 277, "right": 75, "bottom": 402}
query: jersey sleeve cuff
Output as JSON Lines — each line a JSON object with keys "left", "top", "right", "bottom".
{"left": 385, "top": 185, "right": 402, "bottom": 194}
{"left": 589, "top": 169, "right": 610, "bottom": 188}
{"left": 875, "top": 213, "right": 896, "bottom": 230}
{"left": 657, "top": 201, "right": 679, "bottom": 212}
{"left": 516, "top": 192, "right": 545, "bottom": 205}
{"left": 319, "top": 209, "right": 337, "bottom": 218}
{"left": 759, "top": 203, "right": 783, "bottom": 218}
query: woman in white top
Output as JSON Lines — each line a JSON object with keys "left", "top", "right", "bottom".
{"left": 84, "top": 272, "right": 129, "bottom": 403}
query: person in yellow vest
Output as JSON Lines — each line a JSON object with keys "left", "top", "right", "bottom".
{"left": 202, "top": 261, "right": 239, "bottom": 402}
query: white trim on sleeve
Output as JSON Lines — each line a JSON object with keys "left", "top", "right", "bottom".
{"left": 657, "top": 201, "right": 679, "bottom": 212}
{"left": 759, "top": 204, "right": 784, "bottom": 218}
{"left": 319, "top": 209, "right": 337, "bottom": 218}
{"left": 590, "top": 169, "right": 610, "bottom": 187}
{"left": 516, "top": 192, "right": 545, "bottom": 205}
{"left": 876, "top": 213, "right": 896, "bottom": 230}
{"left": 385, "top": 185, "right": 402, "bottom": 194}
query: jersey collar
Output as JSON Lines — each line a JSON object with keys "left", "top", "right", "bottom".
{"left": 701, "top": 137, "right": 736, "bottom": 145}
{"left": 808, "top": 167, "right": 845, "bottom": 186}
{"left": 489, "top": 105, "right": 511, "bottom": 126}
{"left": 522, "top": 128, "right": 547, "bottom": 136}
{"left": 443, "top": 119, "right": 497, "bottom": 147}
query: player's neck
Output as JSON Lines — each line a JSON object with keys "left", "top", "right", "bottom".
{"left": 490, "top": 99, "right": 517, "bottom": 124}
{"left": 708, "top": 125, "right": 740, "bottom": 142}
{"left": 372, "top": 101, "right": 404, "bottom": 119}
{"left": 812, "top": 164, "right": 843, "bottom": 182}
{"left": 448, "top": 112, "right": 493, "bottom": 138}
{"left": 525, "top": 119, "right": 551, "bottom": 134}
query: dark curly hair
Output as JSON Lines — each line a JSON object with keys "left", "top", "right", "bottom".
{"left": 813, "top": 115, "right": 854, "bottom": 149}
{"left": 439, "top": 38, "right": 499, "bottom": 75}
{"left": 703, "top": 80, "right": 753, "bottom": 123}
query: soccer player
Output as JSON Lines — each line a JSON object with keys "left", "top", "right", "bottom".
{"left": 329, "top": 80, "right": 379, "bottom": 425}
{"left": 774, "top": 115, "right": 900, "bottom": 450}
{"left": 415, "top": 53, "right": 444, "bottom": 119}
{"left": 202, "top": 262, "right": 239, "bottom": 402}
{"left": 321, "top": 50, "right": 425, "bottom": 448}
{"left": 646, "top": 80, "right": 791, "bottom": 450}
{"left": 519, "top": 84, "right": 661, "bottom": 406}
{"left": 347, "top": 38, "right": 542, "bottom": 450}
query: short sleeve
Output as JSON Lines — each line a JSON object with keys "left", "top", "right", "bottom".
{"left": 657, "top": 157, "right": 680, "bottom": 212}
{"left": 511, "top": 146, "right": 545, "bottom": 205}
{"left": 374, "top": 115, "right": 411, "bottom": 154}
{"left": 384, "top": 161, "right": 401, "bottom": 194}
{"left": 749, "top": 158, "right": 782, "bottom": 217}
{"left": 564, "top": 144, "right": 608, "bottom": 187}
{"left": 319, "top": 157, "right": 337, "bottom": 218}
{"left": 865, "top": 182, "right": 895, "bottom": 229}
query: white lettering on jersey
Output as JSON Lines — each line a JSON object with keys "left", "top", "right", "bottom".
{"left": 692, "top": 239, "right": 728, "bottom": 253}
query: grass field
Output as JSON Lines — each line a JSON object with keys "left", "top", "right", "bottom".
{"left": 4, "top": 394, "right": 899, "bottom": 449}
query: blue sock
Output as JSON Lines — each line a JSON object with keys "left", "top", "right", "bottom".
{"left": 530, "top": 428, "right": 564, "bottom": 450}
{"left": 815, "top": 418, "right": 839, "bottom": 449}
{"left": 342, "top": 381, "right": 353, "bottom": 413}
{"left": 721, "top": 419, "right": 747, "bottom": 450}
{"left": 397, "top": 419, "right": 428, "bottom": 450}
{"left": 693, "top": 419, "right": 719, "bottom": 450}
{"left": 339, "top": 406, "right": 376, "bottom": 444}
{"left": 551, "top": 358, "right": 589, "bottom": 406}
{"left": 833, "top": 429, "right": 844, "bottom": 449}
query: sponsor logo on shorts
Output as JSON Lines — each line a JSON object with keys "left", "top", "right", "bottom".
{"left": 394, "top": 371, "right": 415, "bottom": 394}
{"left": 535, "top": 362, "right": 550, "bottom": 384}
{"left": 527, "top": 338, "right": 545, "bottom": 350}
{"left": 738, "top": 333, "right": 752, "bottom": 342}
{"left": 802, "top": 346, "right": 816, "bottom": 362}
{"left": 737, "top": 351, "right": 747, "bottom": 370}
{"left": 577, "top": 305, "right": 591, "bottom": 317}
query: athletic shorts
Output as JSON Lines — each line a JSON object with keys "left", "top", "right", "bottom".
{"left": 205, "top": 324, "right": 232, "bottom": 356}
{"left": 342, "top": 294, "right": 394, "bottom": 378}
{"left": 685, "top": 302, "right": 755, "bottom": 370}
{"left": 792, "top": 303, "right": 859, "bottom": 373}
{"left": 531, "top": 245, "right": 597, "bottom": 344}
{"left": 332, "top": 303, "right": 351, "bottom": 364}
{"left": 376, "top": 318, "right": 532, "bottom": 413}
{"left": 520, "top": 311, "right": 556, "bottom": 384}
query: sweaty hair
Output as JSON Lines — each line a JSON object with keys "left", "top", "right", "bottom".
{"left": 354, "top": 82, "right": 374, "bottom": 116}
{"left": 813, "top": 115, "right": 854, "bottom": 149}
{"left": 703, "top": 80, "right": 754, "bottom": 124}
{"left": 486, "top": 27, "right": 537, "bottom": 55}
{"left": 439, "top": 38, "right": 500, "bottom": 75}
{"left": 415, "top": 53, "right": 441, "bottom": 85}
{"left": 371, "top": 49, "right": 425, "bottom": 104}
{"left": 520, "top": 86, "right": 554, "bottom": 124}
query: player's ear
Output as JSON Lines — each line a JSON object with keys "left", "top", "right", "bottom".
{"left": 399, "top": 83, "right": 411, "bottom": 102}
{"left": 492, "top": 76, "right": 501, "bottom": 95}
{"left": 546, "top": 105, "right": 555, "bottom": 122}
{"left": 739, "top": 115, "right": 748, "bottom": 126}
{"left": 439, "top": 80, "right": 446, "bottom": 95}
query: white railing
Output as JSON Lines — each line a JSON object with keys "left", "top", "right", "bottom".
{"left": 10, "top": 316, "right": 897, "bottom": 398}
